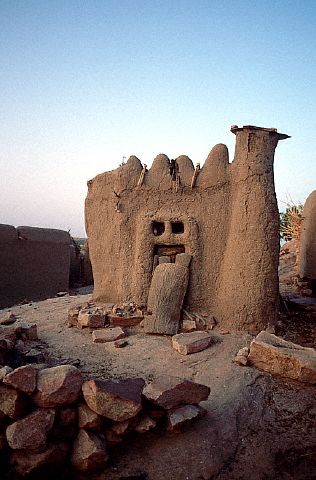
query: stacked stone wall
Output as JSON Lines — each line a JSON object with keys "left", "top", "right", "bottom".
{"left": 0, "top": 319, "right": 209, "bottom": 478}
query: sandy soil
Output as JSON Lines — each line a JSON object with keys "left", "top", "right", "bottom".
{"left": 1, "top": 288, "right": 316, "bottom": 480}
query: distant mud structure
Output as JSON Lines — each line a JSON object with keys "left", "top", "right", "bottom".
{"left": 0, "top": 225, "right": 71, "bottom": 308}
{"left": 85, "top": 125, "right": 289, "bottom": 333}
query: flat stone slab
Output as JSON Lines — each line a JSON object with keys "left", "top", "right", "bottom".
{"left": 248, "top": 331, "right": 316, "bottom": 383}
{"left": 172, "top": 331, "right": 213, "bottom": 355}
{"left": 108, "top": 315, "right": 143, "bottom": 327}
{"left": 78, "top": 311, "right": 105, "bottom": 329}
{"left": 143, "top": 376, "right": 210, "bottom": 409}
{"left": 92, "top": 327, "right": 125, "bottom": 343}
{"left": 82, "top": 378, "right": 145, "bottom": 421}
{"left": 167, "top": 404, "right": 206, "bottom": 431}
{"left": 114, "top": 338, "right": 128, "bottom": 348}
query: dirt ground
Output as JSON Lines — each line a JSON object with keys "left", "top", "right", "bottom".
{"left": 1, "top": 283, "right": 316, "bottom": 480}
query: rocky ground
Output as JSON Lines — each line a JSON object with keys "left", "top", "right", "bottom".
{"left": 0, "top": 281, "right": 315, "bottom": 480}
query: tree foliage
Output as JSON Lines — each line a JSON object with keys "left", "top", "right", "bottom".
{"left": 280, "top": 203, "right": 304, "bottom": 241}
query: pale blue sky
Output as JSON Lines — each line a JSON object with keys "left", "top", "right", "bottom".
{"left": 1, "top": 0, "right": 315, "bottom": 236}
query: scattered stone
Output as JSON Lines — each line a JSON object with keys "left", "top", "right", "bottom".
{"left": 78, "top": 310, "right": 106, "bottom": 329}
{"left": 59, "top": 405, "right": 77, "bottom": 425}
{"left": 67, "top": 306, "right": 81, "bottom": 327}
{"left": 0, "top": 384, "right": 26, "bottom": 419}
{"left": 24, "top": 348, "right": 45, "bottom": 363}
{"left": 3, "top": 364, "right": 37, "bottom": 394}
{"left": 15, "top": 339, "right": 27, "bottom": 353}
{"left": 10, "top": 441, "right": 69, "bottom": 476}
{"left": 0, "top": 365, "right": 13, "bottom": 381}
{"left": 53, "top": 407, "right": 78, "bottom": 440}
{"left": 135, "top": 414, "right": 157, "bottom": 433}
{"left": 71, "top": 429, "right": 108, "bottom": 472}
{"left": 0, "top": 338, "right": 14, "bottom": 350}
{"left": 195, "top": 314, "right": 217, "bottom": 331}
{"left": 110, "top": 417, "right": 138, "bottom": 436}
{"left": 167, "top": 404, "right": 206, "bottom": 431}
{"left": 109, "top": 314, "right": 143, "bottom": 327}
{"left": 0, "top": 313, "right": 16, "bottom": 326}
{"left": 82, "top": 378, "right": 145, "bottom": 421}
{"left": 6, "top": 408, "right": 55, "bottom": 450}
{"left": 111, "top": 302, "right": 141, "bottom": 318}
{"left": 248, "top": 331, "right": 316, "bottom": 383}
{"left": 233, "top": 347, "right": 250, "bottom": 366}
{"left": 104, "top": 428, "right": 122, "bottom": 446}
{"left": 100, "top": 303, "right": 115, "bottom": 314}
{"left": 114, "top": 338, "right": 128, "bottom": 348}
{"left": 147, "top": 407, "right": 165, "bottom": 420}
{"left": 81, "top": 301, "right": 92, "bottom": 309}
{"left": 172, "top": 331, "right": 213, "bottom": 355}
{"left": 78, "top": 403, "right": 103, "bottom": 430}
{"left": 182, "top": 318, "right": 197, "bottom": 332}
{"left": 0, "top": 325, "right": 17, "bottom": 343}
{"left": 92, "top": 327, "right": 125, "bottom": 343}
{"left": 20, "top": 323, "right": 38, "bottom": 340}
{"left": 33, "top": 365, "right": 83, "bottom": 407}
{"left": 143, "top": 376, "right": 210, "bottom": 409}
{"left": 57, "top": 291, "right": 68, "bottom": 297}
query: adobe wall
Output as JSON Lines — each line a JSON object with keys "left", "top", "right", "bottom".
{"left": 298, "top": 190, "right": 316, "bottom": 281}
{"left": 0, "top": 225, "right": 71, "bottom": 308}
{"left": 85, "top": 126, "right": 288, "bottom": 334}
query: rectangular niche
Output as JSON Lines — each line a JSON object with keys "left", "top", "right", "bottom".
{"left": 153, "top": 244, "right": 185, "bottom": 263}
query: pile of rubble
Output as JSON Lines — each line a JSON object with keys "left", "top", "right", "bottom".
{"left": 0, "top": 308, "right": 211, "bottom": 477}
{"left": 67, "top": 301, "right": 218, "bottom": 355}
{"left": 68, "top": 301, "right": 144, "bottom": 327}
{"left": 0, "top": 361, "right": 210, "bottom": 477}
{"left": 0, "top": 313, "right": 44, "bottom": 367}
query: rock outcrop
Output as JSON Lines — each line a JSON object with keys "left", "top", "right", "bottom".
{"left": 0, "top": 359, "right": 210, "bottom": 477}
